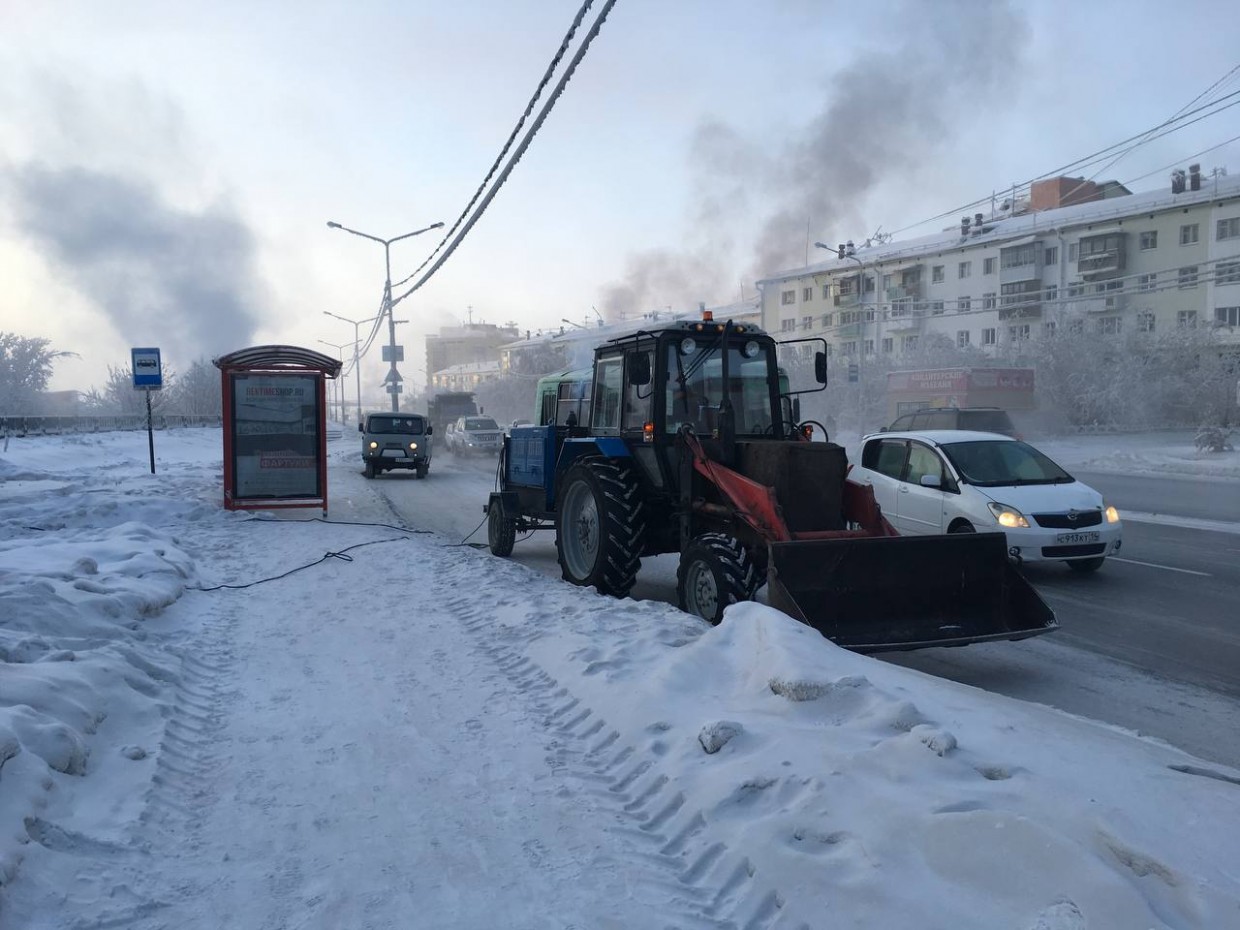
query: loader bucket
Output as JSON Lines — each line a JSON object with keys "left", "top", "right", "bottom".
{"left": 766, "top": 532, "right": 1057, "bottom": 653}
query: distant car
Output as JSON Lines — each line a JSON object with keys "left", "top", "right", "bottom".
{"left": 884, "top": 407, "right": 1018, "bottom": 438}
{"left": 450, "top": 415, "right": 503, "bottom": 455}
{"left": 849, "top": 429, "right": 1122, "bottom": 572}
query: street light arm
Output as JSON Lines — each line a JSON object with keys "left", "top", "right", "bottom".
{"left": 323, "top": 310, "right": 380, "bottom": 326}
{"left": 388, "top": 222, "right": 445, "bottom": 245}
{"left": 326, "top": 221, "right": 387, "bottom": 246}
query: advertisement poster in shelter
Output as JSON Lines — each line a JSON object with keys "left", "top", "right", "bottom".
{"left": 230, "top": 373, "right": 321, "bottom": 498}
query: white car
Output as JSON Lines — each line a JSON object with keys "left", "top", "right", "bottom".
{"left": 849, "top": 430, "right": 1122, "bottom": 572}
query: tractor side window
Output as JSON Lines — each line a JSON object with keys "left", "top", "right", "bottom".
{"left": 623, "top": 350, "right": 653, "bottom": 431}
{"left": 905, "top": 443, "right": 943, "bottom": 486}
{"left": 592, "top": 356, "right": 623, "bottom": 432}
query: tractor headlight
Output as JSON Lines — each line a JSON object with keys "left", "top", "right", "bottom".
{"left": 369, "top": 441, "right": 378, "bottom": 449}
{"left": 409, "top": 442, "right": 418, "bottom": 450}
{"left": 1104, "top": 503, "right": 1120, "bottom": 523}
{"left": 987, "top": 502, "right": 1029, "bottom": 528}
{"left": 741, "top": 339, "right": 760, "bottom": 359}
{"left": 679, "top": 337, "right": 697, "bottom": 355}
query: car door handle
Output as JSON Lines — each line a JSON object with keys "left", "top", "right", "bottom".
{"left": 898, "top": 485, "right": 909, "bottom": 493}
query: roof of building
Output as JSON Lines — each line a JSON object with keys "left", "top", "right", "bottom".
{"left": 431, "top": 360, "right": 502, "bottom": 377}
{"left": 759, "top": 172, "right": 1240, "bottom": 285}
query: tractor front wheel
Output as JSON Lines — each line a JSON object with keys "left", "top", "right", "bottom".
{"left": 677, "top": 534, "right": 759, "bottom": 625}
{"left": 555, "top": 458, "right": 644, "bottom": 598}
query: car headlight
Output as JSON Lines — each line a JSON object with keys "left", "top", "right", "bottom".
{"left": 987, "top": 502, "right": 1030, "bottom": 528}
{"left": 409, "top": 442, "right": 418, "bottom": 450}
{"left": 369, "top": 441, "right": 378, "bottom": 449}
{"left": 1104, "top": 503, "right": 1120, "bottom": 523}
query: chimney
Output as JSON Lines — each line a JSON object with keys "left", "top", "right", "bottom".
{"left": 974, "top": 212, "right": 984, "bottom": 234}
{"left": 1172, "top": 169, "right": 1186, "bottom": 194}
{"left": 961, "top": 216, "right": 971, "bottom": 236}
{"left": 1190, "top": 163, "right": 1202, "bottom": 191}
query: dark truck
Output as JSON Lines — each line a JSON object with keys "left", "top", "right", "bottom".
{"left": 427, "top": 392, "right": 477, "bottom": 437}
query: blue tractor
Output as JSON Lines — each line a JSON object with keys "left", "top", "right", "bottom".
{"left": 485, "top": 314, "right": 1055, "bottom": 652}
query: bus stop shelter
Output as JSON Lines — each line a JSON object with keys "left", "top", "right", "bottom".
{"left": 214, "top": 345, "right": 342, "bottom": 512}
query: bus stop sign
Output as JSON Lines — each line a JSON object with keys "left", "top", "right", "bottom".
{"left": 132, "top": 347, "right": 163, "bottom": 389}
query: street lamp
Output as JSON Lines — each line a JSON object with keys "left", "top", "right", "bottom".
{"left": 815, "top": 241, "right": 871, "bottom": 420}
{"left": 326, "top": 218, "right": 444, "bottom": 412}
{"left": 560, "top": 318, "right": 588, "bottom": 330}
{"left": 317, "top": 338, "right": 356, "bottom": 423}
{"left": 323, "top": 310, "right": 380, "bottom": 425}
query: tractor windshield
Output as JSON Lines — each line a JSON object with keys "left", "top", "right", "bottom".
{"left": 666, "top": 342, "right": 775, "bottom": 435}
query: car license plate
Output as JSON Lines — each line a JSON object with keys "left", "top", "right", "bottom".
{"left": 381, "top": 450, "right": 404, "bottom": 458}
{"left": 1055, "top": 531, "right": 1099, "bottom": 544}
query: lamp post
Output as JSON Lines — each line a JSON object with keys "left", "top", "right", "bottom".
{"left": 815, "top": 241, "right": 869, "bottom": 422}
{"left": 323, "top": 311, "right": 380, "bottom": 425}
{"left": 560, "top": 318, "right": 588, "bottom": 330}
{"left": 326, "top": 219, "right": 444, "bottom": 412}
{"left": 317, "top": 338, "right": 355, "bottom": 423}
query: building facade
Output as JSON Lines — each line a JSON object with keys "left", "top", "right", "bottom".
{"left": 424, "top": 322, "right": 521, "bottom": 390}
{"left": 758, "top": 169, "right": 1240, "bottom": 365}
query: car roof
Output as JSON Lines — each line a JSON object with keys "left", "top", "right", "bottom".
{"left": 863, "top": 429, "right": 1017, "bottom": 445}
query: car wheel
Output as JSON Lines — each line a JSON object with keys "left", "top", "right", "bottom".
{"left": 364, "top": 460, "right": 376, "bottom": 479}
{"left": 677, "top": 534, "right": 759, "bottom": 625}
{"left": 948, "top": 520, "right": 975, "bottom": 534}
{"left": 555, "top": 457, "right": 645, "bottom": 598}
{"left": 1067, "top": 557, "right": 1105, "bottom": 573}
{"left": 417, "top": 464, "right": 429, "bottom": 480}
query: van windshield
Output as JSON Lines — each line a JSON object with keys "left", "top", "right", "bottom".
{"left": 367, "top": 416, "right": 423, "bottom": 435}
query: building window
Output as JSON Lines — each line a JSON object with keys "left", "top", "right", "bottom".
{"left": 822, "top": 284, "right": 831, "bottom": 299}
{"left": 1216, "top": 260, "right": 1240, "bottom": 285}
{"left": 1138, "top": 312, "right": 1156, "bottom": 333}
{"left": 1217, "top": 306, "right": 1240, "bottom": 327}
{"left": 1178, "top": 310, "right": 1197, "bottom": 328}
{"left": 1001, "top": 280, "right": 1040, "bottom": 307}
{"left": 881, "top": 337, "right": 893, "bottom": 354}
{"left": 781, "top": 290, "right": 795, "bottom": 305}
{"left": 959, "top": 295, "right": 972, "bottom": 312}
{"left": 1009, "top": 324, "right": 1031, "bottom": 341}
{"left": 1140, "top": 230, "right": 1158, "bottom": 250}
{"left": 983, "top": 257, "right": 996, "bottom": 275}
{"left": 1180, "top": 223, "right": 1199, "bottom": 245}
{"left": 1178, "top": 266, "right": 1199, "bottom": 289}
{"left": 882, "top": 273, "right": 893, "bottom": 290}
{"left": 1044, "top": 284, "right": 1057, "bottom": 303}
{"left": 903, "top": 334, "right": 919, "bottom": 351}
{"left": 982, "top": 292, "right": 996, "bottom": 310}
{"left": 802, "top": 287, "right": 813, "bottom": 302}
{"left": 932, "top": 265, "right": 945, "bottom": 283}
{"left": 801, "top": 315, "right": 812, "bottom": 330}
{"left": 930, "top": 300, "right": 945, "bottom": 314}
{"left": 1097, "top": 316, "right": 1122, "bottom": 335}
{"left": 1044, "top": 321, "right": 1057, "bottom": 337}
{"left": 864, "top": 339, "right": 875, "bottom": 356}
{"left": 842, "top": 341, "right": 857, "bottom": 356}
{"left": 780, "top": 318, "right": 796, "bottom": 332}
{"left": 1218, "top": 218, "right": 1240, "bottom": 241}
{"left": 958, "top": 261, "right": 972, "bottom": 279}
{"left": 982, "top": 327, "right": 997, "bottom": 346}
{"left": 957, "top": 330, "right": 971, "bottom": 348}
{"left": 1138, "top": 273, "right": 1156, "bottom": 291}
{"left": 1001, "top": 244, "right": 1039, "bottom": 269}
{"left": 1044, "top": 246, "right": 1058, "bottom": 266}
{"left": 1068, "top": 243, "right": 1078, "bottom": 262}
{"left": 820, "top": 313, "right": 834, "bottom": 327}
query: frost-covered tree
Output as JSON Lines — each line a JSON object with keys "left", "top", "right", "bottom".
{"left": 0, "top": 332, "right": 74, "bottom": 415}
{"left": 93, "top": 364, "right": 175, "bottom": 416}
{"left": 166, "top": 358, "right": 221, "bottom": 417}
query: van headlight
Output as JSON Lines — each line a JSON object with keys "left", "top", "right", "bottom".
{"left": 369, "top": 441, "right": 378, "bottom": 449}
{"left": 409, "top": 442, "right": 418, "bottom": 450}
{"left": 1104, "top": 503, "right": 1120, "bottom": 523}
{"left": 987, "top": 502, "right": 1030, "bottom": 528}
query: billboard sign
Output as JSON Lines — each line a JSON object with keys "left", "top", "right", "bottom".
{"left": 229, "top": 373, "right": 321, "bottom": 499}
{"left": 132, "top": 347, "right": 163, "bottom": 389}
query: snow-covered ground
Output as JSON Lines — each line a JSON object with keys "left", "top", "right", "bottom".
{"left": 2, "top": 428, "right": 1239, "bottom": 929}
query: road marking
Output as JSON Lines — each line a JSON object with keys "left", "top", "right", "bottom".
{"left": 1121, "top": 510, "right": 1240, "bottom": 536}
{"left": 1111, "top": 556, "right": 1211, "bottom": 577}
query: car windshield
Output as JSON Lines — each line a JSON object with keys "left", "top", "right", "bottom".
{"left": 940, "top": 439, "right": 1073, "bottom": 487}
{"left": 367, "top": 416, "right": 423, "bottom": 435}
{"left": 465, "top": 418, "right": 498, "bottom": 430}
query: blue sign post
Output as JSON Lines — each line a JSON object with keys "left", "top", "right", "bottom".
{"left": 131, "top": 348, "right": 162, "bottom": 473}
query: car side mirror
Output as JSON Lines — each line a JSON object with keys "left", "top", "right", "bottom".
{"left": 426, "top": 424, "right": 434, "bottom": 435}
{"left": 919, "top": 474, "right": 942, "bottom": 488}
{"left": 357, "top": 423, "right": 364, "bottom": 432}
{"left": 814, "top": 351, "right": 828, "bottom": 384}
{"left": 626, "top": 353, "right": 651, "bottom": 386}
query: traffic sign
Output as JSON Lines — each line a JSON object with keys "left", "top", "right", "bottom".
{"left": 385, "top": 383, "right": 403, "bottom": 394}
{"left": 383, "top": 368, "right": 403, "bottom": 384}
{"left": 382, "top": 345, "right": 404, "bottom": 362}
{"left": 132, "top": 347, "right": 163, "bottom": 389}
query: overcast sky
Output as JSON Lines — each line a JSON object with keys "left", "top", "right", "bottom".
{"left": 2, "top": 0, "right": 1238, "bottom": 396}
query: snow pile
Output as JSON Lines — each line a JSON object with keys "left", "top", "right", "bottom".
{"left": 1, "top": 428, "right": 1239, "bottom": 929}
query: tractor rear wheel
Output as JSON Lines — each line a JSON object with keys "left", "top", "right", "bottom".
{"left": 488, "top": 500, "right": 516, "bottom": 557}
{"left": 677, "top": 534, "right": 759, "bottom": 625}
{"left": 555, "top": 458, "right": 645, "bottom": 598}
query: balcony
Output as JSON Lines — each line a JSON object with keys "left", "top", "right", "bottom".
{"left": 1077, "top": 233, "right": 1127, "bottom": 281}
{"left": 998, "top": 304, "right": 1042, "bottom": 321}
{"left": 1076, "top": 293, "right": 1128, "bottom": 314}
{"left": 833, "top": 291, "right": 861, "bottom": 308}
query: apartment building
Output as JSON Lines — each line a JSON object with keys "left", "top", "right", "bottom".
{"left": 758, "top": 168, "right": 1240, "bottom": 363}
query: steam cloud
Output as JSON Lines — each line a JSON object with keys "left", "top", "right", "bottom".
{"left": 599, "top": 0, "right": 1029, "bottom": 320}
{"left": 10, "top": 164, "right": 265, "bottom": 362}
